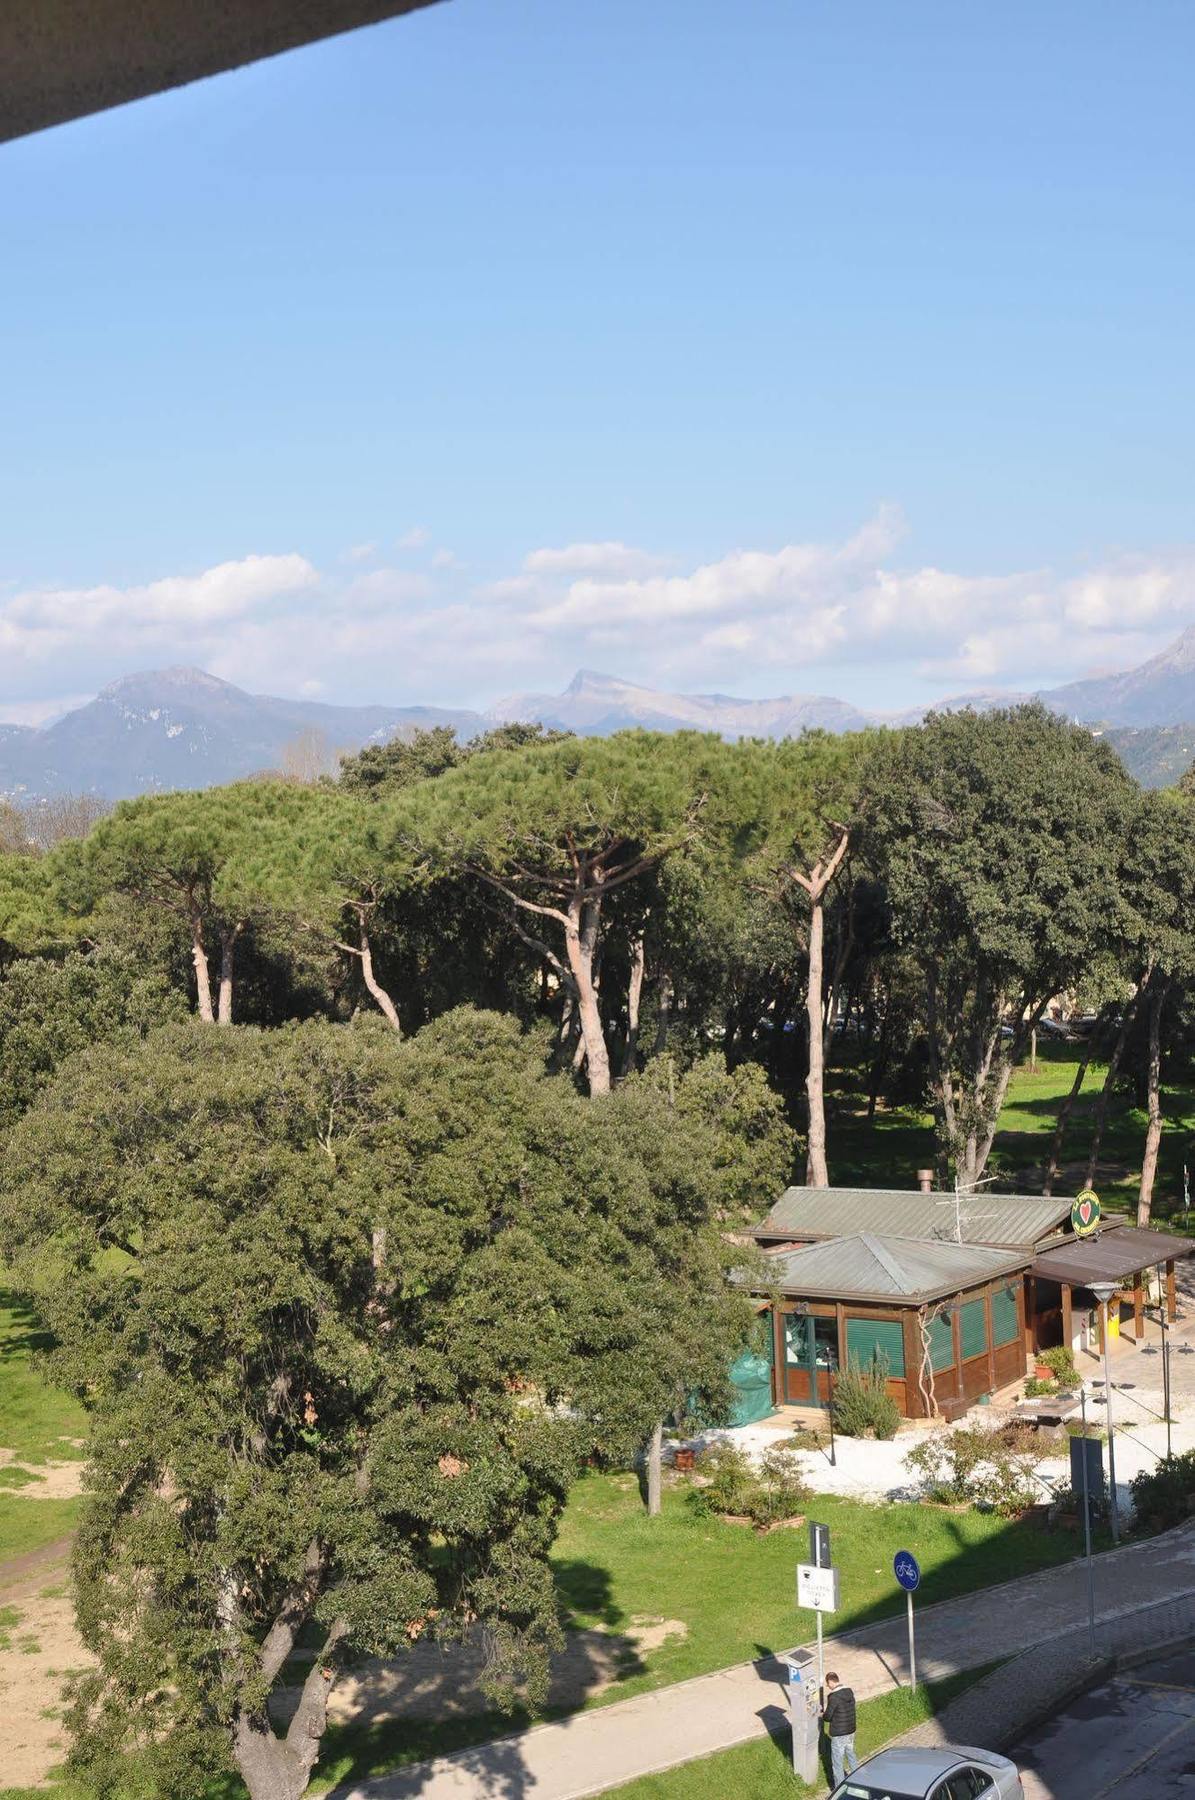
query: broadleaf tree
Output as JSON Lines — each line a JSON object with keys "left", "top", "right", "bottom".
{"left": 0, "top": 1008, "right": 778, "bottom": 1800}
{"left": 861, "top": 707, "right": 1136, "bottom": 1190}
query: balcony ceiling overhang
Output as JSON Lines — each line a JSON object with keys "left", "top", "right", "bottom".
{"left": 1, "top": 0, "right": 443, "bottom": 145}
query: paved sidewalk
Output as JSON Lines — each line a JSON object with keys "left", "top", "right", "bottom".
{"left": 332, "top": 1522, "right": 1195, "bottom": 1800}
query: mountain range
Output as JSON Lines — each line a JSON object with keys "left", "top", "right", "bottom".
{"left": 6, "top": 627, "right": 1195, "bottom": 804}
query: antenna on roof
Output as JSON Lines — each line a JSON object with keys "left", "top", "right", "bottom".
{"left": 939, "top": 1171, "right": 999, "bottom": 1244}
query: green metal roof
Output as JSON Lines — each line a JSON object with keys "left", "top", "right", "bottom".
{"left": 754, "top": 1186, "right": 1074, "bottom": 1252}
{"left": 749, "top": 1232, "right": 1030, "bottom": 1306}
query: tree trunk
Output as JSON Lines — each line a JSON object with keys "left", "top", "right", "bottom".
{"left": 1085, "top": 974, "right": 1148, "bottom": 1188}
{"left": 190, "top": 902, "right": 214, "bottom": 1024}
{"left": 623, "top": 932, "right": 646, "bottom": 1075}
{"left": 565, "top": 895, "right": 611, "bottom": 1095}
{"left": 792, "top": 830, "right": 849, "bottom": 1188}
{"left": 233, "top": 1712, "right": 311, "bottom": 1800}
{"left": 865, "top": 1007, "right": 890, "bottom": 1124}
{"left": 1043, "top": 1037, "right": 1096, "bottom": 1195}
{"left": 654, "top": 974, "right": 674, "bottom": 1055}
{"left": 358, "top": 927, "right": 401, "bottom": 1035}
{"left": 1138, "top": 979, "right": 1167, "bottom": 1228}
{"left": 646, "top": 1420, "right": 663, "bottom": 1517}
{"left": 217, "top": 923, "right": 242, "bottom": 1027}
{"left": 804, "top": 894, "right": 830, "bottom": 1186}
{"left": 232, "top": 1621, "right": 345, "bottom": 1800}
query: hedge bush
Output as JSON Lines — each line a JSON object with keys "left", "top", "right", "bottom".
{"left": 1130, "top": 1451, "right": 1195, "bottom": 1530}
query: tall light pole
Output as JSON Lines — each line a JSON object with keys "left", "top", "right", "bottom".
{"left": 1090, "top": 1281, "right": 1120, "bottom": 1544}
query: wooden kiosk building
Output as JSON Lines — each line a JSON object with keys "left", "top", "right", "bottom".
{"left": 746, "top": 1185, "right": 1195, "bottom": 1420}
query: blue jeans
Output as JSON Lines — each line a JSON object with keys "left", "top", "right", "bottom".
{"left": 831, "top": 1733, "right": 858, "bottom": 1786}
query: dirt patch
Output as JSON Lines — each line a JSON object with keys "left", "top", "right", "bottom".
{"left": 0, "top": 1451, "right": 85, "bottom": 1500}
{"left": 0, "top": 1538, "right": 91, "bottom": 1789}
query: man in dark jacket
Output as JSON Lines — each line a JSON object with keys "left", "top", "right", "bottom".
{"left": 822, "top": 1671, "right": 858, "bottom": 1786}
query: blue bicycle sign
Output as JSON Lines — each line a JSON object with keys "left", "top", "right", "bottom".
{"left": 893, "top": 1550, "right": 920, "bottom": 1592}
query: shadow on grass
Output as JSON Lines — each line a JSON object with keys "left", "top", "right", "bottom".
{"left": 307, "top": 1560, "right": 643, "bottom": 1794}
{"left": 0, "top": 1289, "right": 57, "bottom": 1361}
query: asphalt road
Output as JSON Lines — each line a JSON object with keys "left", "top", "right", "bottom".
{"left": 1010, "top": 1646, "right": 1195, "bottom": 1798}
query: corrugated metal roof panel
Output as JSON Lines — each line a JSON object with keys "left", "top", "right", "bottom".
{"left": 748, "top": 1232, "right": 1029, "bottom": 1304}
{"left": 755, "top": 1186, "right": 1074, "bottom": 1251}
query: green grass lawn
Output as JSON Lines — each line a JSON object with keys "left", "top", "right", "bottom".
{"left": 0, "top": 1291, "right": 86, "bottom": 1567}
{"left": 602, "top": 1664, "right": 996, "bottom": 1799}
{"left": 0, "top": 1290, "right": 87, "bottom": 1468}
{"left": 827, "top": 1038, "right": 1195, "bottom": 1218}
{"left": 306, "top": 1472, "right": 1093, "bottom": 1791}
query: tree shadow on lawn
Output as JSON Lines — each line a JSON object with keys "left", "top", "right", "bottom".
{"left": 0, "top": 1290, "right": 57, "bottom": 1361}
{"left": 300, "top": 1560, "right": 645, "bottom": 1793}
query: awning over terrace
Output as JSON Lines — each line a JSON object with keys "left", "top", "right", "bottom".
{"left": 1030, "top": 1224, "right": 1195, "bottom": 1289}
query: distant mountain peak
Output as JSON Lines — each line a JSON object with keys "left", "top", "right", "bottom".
{"left": 565, "top": 668, "right": 622, "bottom": 695}
{"left": 99, "top": 666, "right": 243, "bottom": 703}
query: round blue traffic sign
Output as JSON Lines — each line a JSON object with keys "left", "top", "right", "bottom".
{"left": 893, "top": 1550, "right": 920, "bottom": 1592}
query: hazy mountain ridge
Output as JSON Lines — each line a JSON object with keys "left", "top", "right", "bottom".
{"left": 6, "top": 626, "right": 1195, "bottom": 803}
{"left": 0, "top": 669, "right": 485, "bottom": 803}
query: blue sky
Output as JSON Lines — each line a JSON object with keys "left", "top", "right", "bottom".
{"left": 2, "top": 0, "right": 1194, "bottom": 720}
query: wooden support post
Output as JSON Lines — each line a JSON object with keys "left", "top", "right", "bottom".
{"left": 1061, "top": 1283, "right": 1074, "bottom": 1354}
{"left": 771, "top": 1306, "right": 785, "bottom": 1406}
{"left": 1167, "top": 1260, "right": 1177, "bottom": 1322}
{"left": 952, "top": 1307, "right": 964, "bottom": 1401}
{"left": 835, "top": 1302, "right": 847, "bottom": 1397}
{"left": 1024, "top": 1275, "right": 1036, "bottom": 1361}
{"left": 984, "top": 1287, "right": 996, "bottom": 1394}
{"left": 901, "top": 1309, "right": 922, "bottom": 1420}
{"left": 1134, "top": 1281, "right": 1144, "bottom": 1340}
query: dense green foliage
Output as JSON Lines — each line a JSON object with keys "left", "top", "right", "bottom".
{"left": 0, "top": 1011, "right": 782, "bottom": 1798}
{"left": 2, "top": 706, "right": 1194, "bottom": 1796}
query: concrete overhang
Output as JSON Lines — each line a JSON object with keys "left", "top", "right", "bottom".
{"left": 1, "top": 0, "right": 445, "bottom": 145}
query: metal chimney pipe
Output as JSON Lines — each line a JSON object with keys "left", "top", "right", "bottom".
{"left": 916, "top": 1169, "right": 934, "bottom": 1194}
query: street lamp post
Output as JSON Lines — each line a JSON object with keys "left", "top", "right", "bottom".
{"left": 1090, "top": 1281, "right": 1121, "bottom": 1544}
{"left": 1078, "top": 1383, "right": 1096, "bottom": 1659}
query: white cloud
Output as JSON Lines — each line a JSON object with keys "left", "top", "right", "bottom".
{"left": 5, "top": 554, "right": 316, "bottom": 640}
{"left": 4, "top": 516, "right": 1195, "bottom": 718}
{"left": 397, "top": 526, "right": 431, "bottom": 550}
{"left": 523, "top": 541, "right": 672, "bottom": 579}
{"left": 342, "top": 541, "right": 378, "bottom": 564}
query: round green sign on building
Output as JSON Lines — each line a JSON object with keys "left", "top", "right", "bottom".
{"left": 1071, "top": 1188, "right": 1101, "bottom": 1236}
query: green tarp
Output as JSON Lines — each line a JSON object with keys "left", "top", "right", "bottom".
{"left": 727, "top": 1343, "right": 774, "bottom": 1427}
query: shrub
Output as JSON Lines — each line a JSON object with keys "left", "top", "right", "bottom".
{"left": 997, "top": 1421, "right": 1067, "bottom": 1460}
{"left": 747, "top": 1447, "right": 812, "bottom": 1528}
{"left": 688, "top": 1442, "right": 757, "bottom": 1518}
{"left": 1040, "top": 1347, "right": 1079, "bottom": 1387}
{"left": 686, "top": 1442, "right": 810, "bottom": 1528}
{"left": 905, "top": 1425, "right": 1042, "bottom": 1517}
{"left": 1024, "top": 1376, "right": 1057, "bottom": 1398}
{"left": 831, "top": 1357, "right": 900, "bottom": 1440}
{"left": 1130, "top": 1450, "right": 1195, "bottom": 1530}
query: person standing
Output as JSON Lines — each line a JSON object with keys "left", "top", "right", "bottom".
{"left": 822, "top": 1671, "right": 858, "bottom": 1786}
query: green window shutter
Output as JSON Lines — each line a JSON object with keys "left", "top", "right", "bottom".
{"left": 960, "top": 1298, "right": 987, "bottom": 1360}
{"left": 992, "top": 1283, "right": 1020, "bottom": 1346}
{"left": 928, "top": 1312, "right": 954, "bottom": 1372}
{"left": 846, "top": 1317, "right": 905, "bottom": 1378}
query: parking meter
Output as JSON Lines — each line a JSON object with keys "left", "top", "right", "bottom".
{"left": 782, "top": 1656, "right": 820, "bottom": 1783}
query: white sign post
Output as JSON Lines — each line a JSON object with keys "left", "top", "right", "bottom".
{"left": 797, "top": 1562, "right": 840, "bottom": 1698}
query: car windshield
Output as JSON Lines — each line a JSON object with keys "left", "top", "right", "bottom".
{"left": 833, "top": 1785, "right": 922, "bottom": 1800}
